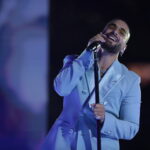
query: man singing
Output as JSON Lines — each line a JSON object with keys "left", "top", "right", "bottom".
{"left": 42, "top": 19, "right": 141, "bottom": 150}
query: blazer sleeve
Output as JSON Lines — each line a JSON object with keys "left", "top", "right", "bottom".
{"left": 54, "top": 50, "right": 94, "bottom": 96}
{"left": 101, "top": 75, "right": 141, "bottom": 140}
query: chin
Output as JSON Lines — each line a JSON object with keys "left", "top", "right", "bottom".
{"left": 103, "top": 43, "right": 121, "bottom": 54}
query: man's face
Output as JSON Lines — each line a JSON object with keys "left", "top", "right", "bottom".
{"left": 101, "top": 20, "right": 130, "bottom": 54}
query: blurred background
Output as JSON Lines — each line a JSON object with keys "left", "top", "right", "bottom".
{"left": 0, "top": 0, "right": 48, "bottom": 149}
{"left": 0, "top": 0, "right": 150, "bottom": 149}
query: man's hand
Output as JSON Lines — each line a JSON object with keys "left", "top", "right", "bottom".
{"left": 91, "top": 103, "right": 105, "bottom": 122}
{"left": 87, "top": 33, "right": 106, "bottom": 46}
{"left": 87, "top": 33, "right": 107, "bottom": 53}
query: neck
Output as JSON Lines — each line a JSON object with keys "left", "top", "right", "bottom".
{"left": 98, "top": 52, "right": 118, "bottom": 72}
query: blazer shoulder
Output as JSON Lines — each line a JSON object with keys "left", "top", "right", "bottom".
{"left": 121, "top": 63, "right": 141, "bottom": 81}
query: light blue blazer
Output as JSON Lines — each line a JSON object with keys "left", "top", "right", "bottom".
{"left": 42, "top": 50, "right": 141, "bottom": 150}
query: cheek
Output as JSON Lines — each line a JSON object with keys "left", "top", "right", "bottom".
{"left": 118, "top": 39, "right": 126, "bottom": 47}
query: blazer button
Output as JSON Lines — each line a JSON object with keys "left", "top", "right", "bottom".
{"left": 82, "top": 90, "right": 87, "bottom": 94}
{"left": 103, "top": 101, "right": 108, "bottom": 105}
{"left": 104, "top": 130, "right": 111, "bottom": 134}
{"left": 107, "top": 131, "right": 111, "bottom": 134}
{"left": 69, "top": 129, "right": 74, "bottom": 134}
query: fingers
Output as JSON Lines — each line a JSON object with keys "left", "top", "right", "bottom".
{"left": 91, "top": 103, "right": 105, "bottom": 121}
{"left": 100, "top": 32, "right": 107, "bottom": 39}
{"left": 87, "top": 33, "right": 106, "bottom": 47}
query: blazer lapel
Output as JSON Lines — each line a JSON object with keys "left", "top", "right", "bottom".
{"left": 83, "top": 60, "right": 125, "bottom": 105}
{"left": 99, "top": 60, "right": 125, "bottom": 101}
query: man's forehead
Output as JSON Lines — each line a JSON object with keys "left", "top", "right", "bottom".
{"left": 107, "top": 20, "right": 129, "bottom": 32}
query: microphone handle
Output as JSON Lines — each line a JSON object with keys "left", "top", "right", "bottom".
{"left": 87, "top": 41, "right": 102, "bottom": 51}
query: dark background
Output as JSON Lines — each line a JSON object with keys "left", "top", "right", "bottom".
{"left": 49, "top": 0, "right": 150, "bottom": 149}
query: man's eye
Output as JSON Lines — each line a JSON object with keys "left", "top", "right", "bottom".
{"left": 119, "top": 30, "right": 126, "bottom": 36}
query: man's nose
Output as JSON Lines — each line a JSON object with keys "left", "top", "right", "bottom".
{"left": 111, "top": 30, "right": 117, "bottom": 36}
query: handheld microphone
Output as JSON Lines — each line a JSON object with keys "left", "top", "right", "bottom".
{"left": 86, "top": 41, "right": 102, "bottom": 51}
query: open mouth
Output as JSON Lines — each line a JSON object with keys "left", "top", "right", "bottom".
{"left": 106, "top": 34, "right": 119, "bottom": 42}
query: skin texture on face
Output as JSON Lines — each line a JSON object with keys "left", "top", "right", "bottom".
{"left": 101, "top": 19, "right": 130, "bottom": 54}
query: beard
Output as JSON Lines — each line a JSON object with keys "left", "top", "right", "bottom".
{"left": 101, "top": 41, "right": 122, "bottom": 54}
